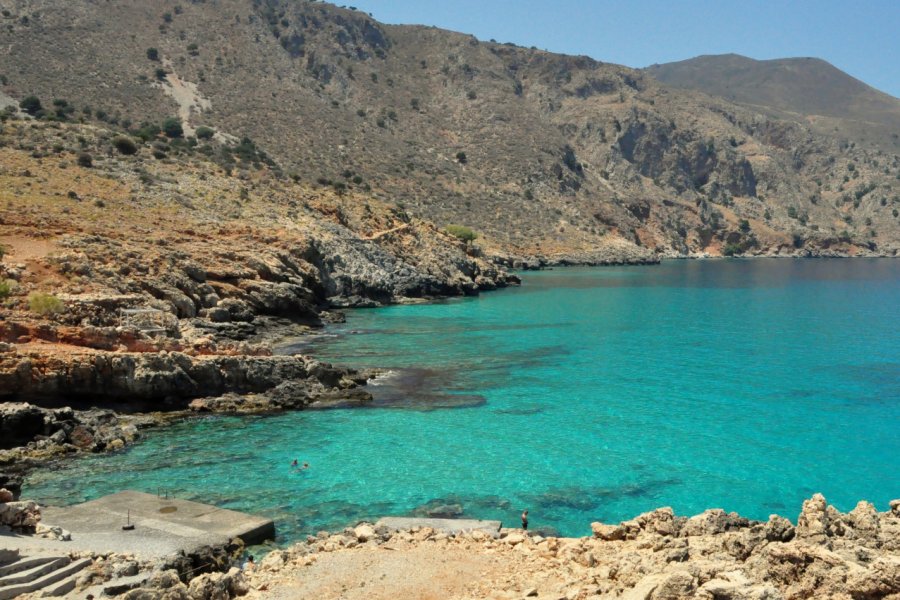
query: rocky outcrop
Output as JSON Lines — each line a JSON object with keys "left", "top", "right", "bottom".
{"left": 0, "top": 348, "right": 366, "bottom": 404}
{"left": 237, "top": 495, "right": 900, "bottom": 600}
{"left": 0, "top": 497, "right": 41, "bottom": 530}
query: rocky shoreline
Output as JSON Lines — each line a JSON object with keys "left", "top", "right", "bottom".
{"left": 4, "top": 492, "right": 898, "bottom": 599}
{"left": 241, "top": 494, "right": 900, "bottom": 599}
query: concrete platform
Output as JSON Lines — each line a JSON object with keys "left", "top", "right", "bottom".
{"left": 4, "top": 490, "right": 274, "bottom": 559}
{"left": 375, "top": 517, "right": 502, "bottom": 535}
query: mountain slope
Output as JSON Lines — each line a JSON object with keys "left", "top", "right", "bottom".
{"left": 1, "top": 1, "right": 898, "bottom": 259}
{"left": 644, "top": 54, "right": 900, "bottom": 152}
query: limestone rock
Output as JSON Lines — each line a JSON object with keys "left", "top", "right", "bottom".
{"left": 795, "top": 493, "right": 828, "bottom": 539}
{"left": 592, "top": 521, "right": 626, "bottom": 541}
{"left": 354, "top": 523, "right": 376, "bottom": 542}
{"left": 0, "top": 499, "right": 41, "bottom": 529}
{"left": 187, "top": 567, "right": 247, "bottom": 600}
{"left": 681, "top": 509, "right": 750, "bottom": 537}
{"left": 763, "top": 515, "right": 795, "bottom": 542}
{"left": 36, "top": 521, "right": 72, "bottom": 541}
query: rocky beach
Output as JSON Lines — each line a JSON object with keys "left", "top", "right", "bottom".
{"left": 3, "top": 492, "right": 898, "bottom": 599}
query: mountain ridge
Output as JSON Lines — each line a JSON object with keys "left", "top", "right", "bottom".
{"left": 0, "top": 0, "right": 898, "bottom": 260}
{"left": 644, "top": 53, "right": 900, "bottom": 151}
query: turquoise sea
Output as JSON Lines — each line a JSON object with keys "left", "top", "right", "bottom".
{"left": 23, "top": 259, "right": 900, "bottom": 542}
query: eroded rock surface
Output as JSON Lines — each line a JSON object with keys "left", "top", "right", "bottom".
{"left": 237, "top": 495, "right": 900, "bottom": 600}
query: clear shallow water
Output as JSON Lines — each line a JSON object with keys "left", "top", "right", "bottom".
{"left": 24, "top": 259, "right": 900, "bottom": 542}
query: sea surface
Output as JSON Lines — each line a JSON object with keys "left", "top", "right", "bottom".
{"left": 23, "top": 259, "right": 900, "bottom": 542}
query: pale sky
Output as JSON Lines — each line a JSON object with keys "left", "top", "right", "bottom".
{"left": 347, "top": 0, "right": 900, "bottom": 98}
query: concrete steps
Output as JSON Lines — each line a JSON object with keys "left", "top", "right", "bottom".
{"left": 0, "top": 557, "right": 69, "bottom": 586}
{"left": 0, "top": 555, "right": 55, "bottom": 578}
{"left": 0, "top": 555, "right": 92, "bottom": 600}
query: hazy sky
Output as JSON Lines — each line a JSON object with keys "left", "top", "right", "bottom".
{"left": 347, "top": 0, "right": 900, "bottom": 98}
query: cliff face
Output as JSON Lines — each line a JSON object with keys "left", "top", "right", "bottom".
{"left": 0, "top": 0, "right": 897, "bottom": 260}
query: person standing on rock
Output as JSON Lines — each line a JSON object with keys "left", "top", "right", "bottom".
{"left": 521, "top": 509, "right": 529, "bottom": 531}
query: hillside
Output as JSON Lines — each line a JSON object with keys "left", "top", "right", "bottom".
{"left": 0, "top": 1, "right": 898, "bottom": 260}
{"left": 645, "top": 54, "right": 900, "bottom": 152}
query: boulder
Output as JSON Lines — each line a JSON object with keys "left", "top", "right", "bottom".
{"left": 353, "top": 523, "right": 376, "bottom": 542}
{"left": 187, "top": 567, "right": 247, "bottom": 600}
{"left": 0, "top": 500, "right": 41, "bottom": 529}
{"left": 592, "top": 521, "right": 626, "bottom": 541}
{"left": 36, "top": 522, "right": 72, "bottom": 541}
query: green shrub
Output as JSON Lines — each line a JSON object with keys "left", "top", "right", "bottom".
{"left": 112, "top": 136, "right": 138, "bottom": 155}
{"left": 162, "top": 117, "right": 183, "bottom": 138}
{"left": 155, "top": 67, "right": 168, "bottom": 81}
{"left": 135, "top": 123, "right": 161, "bottom": 141}
{"left": 445, "top": 224, "right": 478, "bottom": 242}
{"left": 455, "top": 151, "right": 467, "bottom": 164}
{"left": 738, "top": 219, "right": 751, "bottom": 233}
{"left": 722, "top": 243, "right": 742, "bottom": 257}
{"left": 146, "top": 47, "right": 159, "bottom": 61}
{"left": 28, "top": 292, "right": 64, "bottom": 315}
{"left": 195, "top": 126, "right": 214, "bottom": 140}
{"left": 77, "top": 152, "right": 93, "bottom": 167}
{"left": 19, "top": 95, "right": 42, "bottom": 115}
{"left": 0, "top": 279, "right": 16, "bottom": 299}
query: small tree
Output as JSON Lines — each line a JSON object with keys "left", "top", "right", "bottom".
{"left": 135, "top": 123, "right": 161, "bottom": 141}
{"left": 112, "top": 136, "right": 138, "bottom": 155}
{"left": 455, "top": 151, "right": 467, "bottom": 164}
{"left": 146, "top": 47, "right": 159, "bottom": 61}
{"left": 19, "top": 95, "right": 42, "bottom": 115}
{"left": 195, "top": 126, "right": 214, "bottom": 140}
{"left": 738, "top": 219, "right": 751, "bottom": 233}
{"left": 445, "top": 224, "right": 478, "bottom": 243}
{"left": 162, "top": 117, "right": 183, "bottom": 138}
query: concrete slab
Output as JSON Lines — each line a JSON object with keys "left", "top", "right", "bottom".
{"left": 7, "top": 491, "right": 275, "bottom": 559}
{"left": 375, "top": 517, "right": 502, "bottom": 535}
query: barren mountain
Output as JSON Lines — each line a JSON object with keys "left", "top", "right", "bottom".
{"left": 645, "top": 53, "right": 900, "bottom": 153}
{"left": 1, "top": 0, "right": 898, "bottom": 260}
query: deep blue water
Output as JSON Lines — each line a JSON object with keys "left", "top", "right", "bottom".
{"left": 23, "top": 259, "right": 900, "bottom": 542}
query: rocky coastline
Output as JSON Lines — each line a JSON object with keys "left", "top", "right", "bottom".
{"left": 3, "top": 492, "right": 898, "bottom": 599}
{"left": 243, "top": 494, "right": 900, "bottom": 599}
